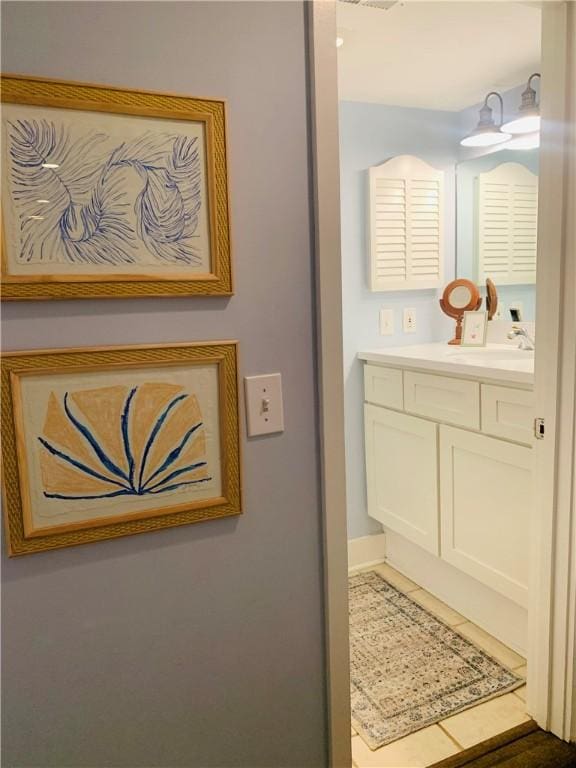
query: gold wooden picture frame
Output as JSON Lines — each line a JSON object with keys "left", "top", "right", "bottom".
{"left": 1, "top": 75, "right": 232, "bottom": 300}
{"left": 1, "top": 341, "right": 241, "bottom": 555}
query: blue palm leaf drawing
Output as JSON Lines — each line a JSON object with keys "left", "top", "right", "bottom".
{"left": 8, "top": 119, "right": 112, "bottom": 263}
{"left": 7, "top": 119, "right": 204, "bottom": 267}
{"left": 134, "top": 136, "right": 203, "bottom": 264}
{"left": 58, "top": 159, "right": 138, "bottom": 265}
{"left": 38, "top": 384, "right": 211, "bottom": 500}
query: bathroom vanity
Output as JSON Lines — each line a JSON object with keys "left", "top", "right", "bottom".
{"left": 360, "top": 343, "right": 535, "bottom": 651}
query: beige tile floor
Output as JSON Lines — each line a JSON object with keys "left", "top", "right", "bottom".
{"left": 351, "top": 562, "right": 529, "bottom": 768}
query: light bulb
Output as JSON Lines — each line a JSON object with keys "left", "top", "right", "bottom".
{"left": 503, "top": 132, "right": 540, "bottom": 150}
{"left": 460, "top": 131, "right": 511, "bottom": 148}
{"left": 501, "top": 115, "right": 541, "bottom": 135}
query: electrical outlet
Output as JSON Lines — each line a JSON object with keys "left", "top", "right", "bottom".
{"left": 509, "top": 302, "right": 524, "bottom": 322}
{"left": 379, "top": 308, "right": 394, "bottom": 336}
{"left": 403, "top": 308, "right": 416, "bottom": 333}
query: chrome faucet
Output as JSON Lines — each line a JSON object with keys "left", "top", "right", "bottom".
{"left": 507, "top": 325, "right": 535, "bottom": 351}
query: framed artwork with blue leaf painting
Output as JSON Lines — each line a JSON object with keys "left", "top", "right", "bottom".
{"left": 1, "top": 341, "right": 241, "bottom": 555}
{"left": 0, "top": 75, "right": 232, "bottom": 299}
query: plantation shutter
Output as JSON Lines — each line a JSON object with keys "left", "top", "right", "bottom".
{"left": 368, "top": 155, "right": 444, "bottom": 291}
{"left": 477, "top": 162, "right": 538, "bottom": 285}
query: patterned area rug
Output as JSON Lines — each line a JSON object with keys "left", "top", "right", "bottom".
{"left": 350, "top": 570, "right": 524, "bottom": 750}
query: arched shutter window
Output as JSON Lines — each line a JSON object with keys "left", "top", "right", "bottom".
{"left": 368, "top": 155, "right": 444, "bottom": 291}
{"left": 477, "top": 162, "right": 538, "bottom": 285}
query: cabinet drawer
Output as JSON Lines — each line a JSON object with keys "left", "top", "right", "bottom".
{"left": 364, "top": 364, "right": 403, "bottom": 410}
{"left": 404, "top": 371, "right": 480, "bottom": 429}
{"left": 481, "top": 385, "right": 534, "bottom": 445}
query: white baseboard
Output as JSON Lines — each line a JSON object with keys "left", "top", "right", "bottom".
{"left": 348, "top": 533, "right": 386, "bottom": 573}
{"left": 385, "top": 530, "right": 528, "bottom": 655}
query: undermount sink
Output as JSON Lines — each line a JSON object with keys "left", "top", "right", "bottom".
{"left": 446, "top": 346, "right": 534, "bottom": 361}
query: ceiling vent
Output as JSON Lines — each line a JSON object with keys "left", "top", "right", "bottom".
{"left": 338, "top": 0, "right": 398, "bottom": 10}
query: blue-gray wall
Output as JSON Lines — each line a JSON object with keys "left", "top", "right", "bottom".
{"left": 339, "top": 101, "right": 458, "bottom": 539}
{"left": 1, "top": 4, "right": 327, "bottom": 767}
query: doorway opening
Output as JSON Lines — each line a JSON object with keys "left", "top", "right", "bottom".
{"left": 338, "top": 5, "right": 539, "bottom": 763}
{"left": 308, "top": 1, "right": 576, "bottom": 766}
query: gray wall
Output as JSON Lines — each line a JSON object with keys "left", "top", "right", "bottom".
{"left": 1, "top": 3, "right": 327, "bottom": 767}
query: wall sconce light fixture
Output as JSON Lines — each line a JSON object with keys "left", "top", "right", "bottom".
{"left": 501, "top": 73, "right": 541, "bottom": 135}
{"left": 460, "top": 91, "right": 511, "bottom": 147}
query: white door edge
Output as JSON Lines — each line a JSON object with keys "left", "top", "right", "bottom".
{"left": 529, "top": 0, "right": 576, "bottom": 741}
{"left": 307, "top": 3, "right": 351, "bottom": 767}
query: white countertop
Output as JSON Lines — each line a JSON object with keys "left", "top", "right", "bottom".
{"left": 358, "top": 343, "right": 534, "bottom": 386}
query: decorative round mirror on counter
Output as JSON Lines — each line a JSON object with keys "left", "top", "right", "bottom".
{"left": 439, "top": 278, "right": 482, "bottom": 344}
{"left": 486, "top": 278, "right": 499, "bottom": 320}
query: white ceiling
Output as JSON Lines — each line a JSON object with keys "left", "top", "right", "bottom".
{"left": 337, "top": 1, "right": 541, "bottom": 111}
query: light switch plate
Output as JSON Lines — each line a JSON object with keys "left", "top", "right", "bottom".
{"left": 379, "top": 308, "right": 394, "bottom": 336}
{"left": 244, "top": 374, "right": 284, "bottom": 437}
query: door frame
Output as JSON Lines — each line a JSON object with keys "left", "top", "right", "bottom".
{"left": 308, "top": 1, "right": 576, "bottom": 763}
{"left": 307, "top": 3, "right": 351, "bottom": 767}
{"left": 529, "top": 1, "right": 576, "bottom": 740}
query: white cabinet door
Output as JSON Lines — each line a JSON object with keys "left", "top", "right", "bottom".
{"left": 365, "top": 404, "right": 439, "bottom": 555}
{"left": 440, "top": 425, "right": 532, "bottom": 607}
{"left": 368, "top": 155, "right": 444, "bottom": 292}
{"left": 477, "top": 162, "right": 538, "bottom": 286}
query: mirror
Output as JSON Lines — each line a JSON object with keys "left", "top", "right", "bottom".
{"left": 456, "top": 149, "right": 539, "bottom": 322}
{"left": 439, "top": 279, "right": 482, "bottom": 345}
{"left": 486, "top": 278, "right": 498, "bottom": 320}
{"left": 450, "top": 284, "right": 474, "bottom": 308}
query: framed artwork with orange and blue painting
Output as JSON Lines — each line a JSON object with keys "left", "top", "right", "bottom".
{"left": 1, "top": 341, "right": 241, "bottom": 555}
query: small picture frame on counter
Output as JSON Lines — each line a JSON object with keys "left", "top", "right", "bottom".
{"left": 461, "top": 310, "right": 488, "bottom": 347}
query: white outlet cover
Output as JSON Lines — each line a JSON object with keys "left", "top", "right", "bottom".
{"left": 244, "top": 373, "right": 284, "bottom": 437}
{"left": 403, "top": 307, "right": 417, "bottom": 333}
